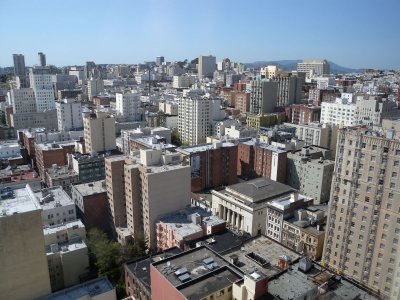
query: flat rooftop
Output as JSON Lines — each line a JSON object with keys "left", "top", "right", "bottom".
{"left": 178, "top": 142, "right": 236, "bottom": 154}
{"left": 241, "top": 139, "right": 287, "bottom": 154}
{"left": 37, "top": 277, "right": 115, "bottom": 300}
{"left": 46, "top": 165, "right": 78, "bottom": 178}
{"left": 72, "top": 180, "right": 106, "bottom": 196}
{"left": 125, "top": 247, "right": 182, "bottom": 291}
{"left": 218, "top": 178, "right": 294, "bottom": 207}
{"left": 0, "top": 186, "right": 41, "bottom": 217}
{"left": 152, "top": 246, "right": 237, "bottom": 288}
{"left": 268, "top": 261, "right": 376, "bottom": 300}
{"left": 36, "top": 140, "right": 75, "bottom": 151}
{"left": 43, "top": 219, "right": 85, "bottom": 236}
{"left": 223, "top": 235, "right": 299, "bottom": 278}
{"left": 33, "top": 186, "right": 74, "bottom": 209}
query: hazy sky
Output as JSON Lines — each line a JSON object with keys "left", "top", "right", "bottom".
{"left": 1, "top": 0, "right": 399, "bottom": 69}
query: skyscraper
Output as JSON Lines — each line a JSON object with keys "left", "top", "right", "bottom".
{"left": 38, "top": 52, "right": 46, "bottom": 66}
{"left": 198, "top": 55, "right": 216, "bottom": 78}
{"left": 13, "top": 54, "right": 26, "bottom": 76}
{"left": 322, "top": 127, "right": 400, "bottom": 298}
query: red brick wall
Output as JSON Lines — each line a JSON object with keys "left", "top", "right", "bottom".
{"left": 150, "top": 265, "right": 185, "bottom": 300}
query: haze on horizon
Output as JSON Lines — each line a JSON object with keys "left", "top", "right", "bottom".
{"left": 0, "top": 0, "right": 399, "bottom": 69}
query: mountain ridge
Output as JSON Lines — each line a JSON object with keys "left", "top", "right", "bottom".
{"left": 244, "top": 60, "right": 364, "bottom": 74}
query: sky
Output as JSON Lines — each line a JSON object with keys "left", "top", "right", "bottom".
{"left": 0, "top": 0, "right": 399, "bottom": 69}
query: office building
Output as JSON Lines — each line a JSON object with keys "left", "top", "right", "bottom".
{"left": 249, "top": 80, "right": 279, "bottom": 114}
{"left": 355, "top": 94, "right": 398, "bottom": 127}
{"left": 29, "top": 67, "right": 56, "bottom": 112}
{"left": 8, "top": 88, "right": 36, "bottom": 113}
{"left": 38, "top": 52, "right": 46, "bottom": 67}
{"left": 178, "top": 96, "right": 212, "bottom": 145}
{"left": 56, "top": 98, "right": 83, "bottom": 131}
{"left": 320, "top": 98, "right": 357, "bottom": 127}
{"left": 83, "top": 111, "right": 116, "bottom": 153}
{"left": 172, "top": 74, "right": 195, "bottom": 88}
{"left": 198, "top": 55, "right": 216, "bottom": 78}
{"left": 176, "top": 142, "right": 238, "bottom": 192}
{"left": 11, "top": 110, "right": 58, "bottom": 130}
{"left": 322, "top": 127, "right": 400, "bottom": 298}
{"left": 69, "top": 152, "right": 106, "bottom": 183}
{"left": 273, "top": 75, "right": 304, "bottom": 107}
{"left": 286, "top": 146, "right": 334, "bottom": 204}
{"left": 13, "top": 53, "right": 26, "bottom": 76}
{"left": 0, "top": 187, "right": 51, "bottom": 300}
{"left": 156, "top": 56, "right": 164, "bottom": 65}
{"left": 297, "top": 59, "right": 330, "bottom": 76}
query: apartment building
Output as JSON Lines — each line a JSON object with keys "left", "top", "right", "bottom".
{"left": 87, "top": 79, "right": 104, "bottom": 100}
{"left": 29, "top": 67, "right": 56, "bottom": 112}
{"left": 172, "top": 74, "right": 195, "bottom": 88}
{"left": 198, "top": 55, "right": 216, "bottom": 78}
{"left": 8, "top": 88, "right": 36, "bottom": 113}
{"left": 178, "top": 95, "right": 211, "bottom": 145}
{"left": 320, "top": 97, "right": 357, "bottom": 127}
{"left": 176, "top": 142, "right": 238, "bottom": 192}
{"left": 249, "top": 80, "right": 278, "bottom": 115}
{"left": 83, "top": 111, "right": 116, "bottom": 153}
{"left": 237, "top": 139, "right": 287, "bottom": 183}
{"left": 115, "top": 92, "right": 142, "bottom": 122}
{"left": 322, "top": 128, "right": 400, "bottom": 298}
{"left": 286, "top": 146, "right": 335, "bottom": 204}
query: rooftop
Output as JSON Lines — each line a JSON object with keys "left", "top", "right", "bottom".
{"left": 46, "top": 239, "right": 87, "bottom": 254}
{"left": 268, "top": 261, "right": 376, "bottom": 300}
{"left": 37, "top": 277, "right": 115, "bottom": 300}
{"left": 178, "top": 142, "right": 236, "bottom": 154}
{"left": 215, "top": 178, "right": 294, "bottom": 207}
{"left": 152, "top": 246, "right": 237, "bottom": 288}
{"left": 43, "top": 219, "right": 85, "bottom": 236}
{"left": 0, "top": 185, "right": 41, "bottom": 217}
{"left": 36, "top": 140, "right": 75, "bottom": 151}
{"left": 125, "top": 247, "right": 182, "bottom": 290}
{"left": 33, "top": 186, "right": 74, "bottom": 209}
{"left": 240, "top": 140, "right": 287, "bottom": 154}
{"left": 46, "top": 165, "right": 78, "bottom": 179}
{"left": 72, "top": 180, "right": 106, "bottom": 196}
{"left": 222, "top": 235, "right": 299, "bottom": 278}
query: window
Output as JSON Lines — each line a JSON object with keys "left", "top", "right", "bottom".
{"left": 369, "top": 166, "right": 374, "bottom": 171}
{"left": 372, "top": 145, "right": 377, "bottom": 150}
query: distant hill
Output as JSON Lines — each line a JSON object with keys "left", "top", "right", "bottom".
{"left": 244, "top": 60, "right": 364, "bottom": 74}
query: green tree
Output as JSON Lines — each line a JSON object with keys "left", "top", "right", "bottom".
{"left": 171, "top": 128, "right": 182, "bottom": 146}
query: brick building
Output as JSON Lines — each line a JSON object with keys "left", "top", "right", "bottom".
{"left": 177, "top": 142, "right": 238, "bottom": 192}
{"left": 232, "top": 91, "right": 250, "bottom": 113}
{"left": 285, "top": 105, "right": 321, "bottom": 124}
{"left": 237, "top": 139, "right": 287, "bottom": 183}
{"left": 35, "top": 141, "right": 75, "bottom": 180}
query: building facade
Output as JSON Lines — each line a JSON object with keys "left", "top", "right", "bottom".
{"left": 83, "top": 112, "right": 116, "bottom": 153}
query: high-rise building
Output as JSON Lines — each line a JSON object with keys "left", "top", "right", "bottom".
{"left": 155, "top": 56, "right": 164, "bottom": 66}
{"left": 272, "top": 75, "right": 304, "bottom": 106}
{"left": 249, "top": 80, "right": 279, "bottom": 115}
{"left": 84, "top": 61, "right": 96, "bottom": 80}
{"left": 38, "top": 52, "right": 46, "bottom": 67}
{"left": 83, "top": 111, "right": 116, "bottom": 153}
{"left": 8, "top": 88, "right": 37, "bottom": 113}
{"left": 29, "top": 67, "right": 56, "bottom": 112}
{"left": 56, "top": 98, "right": 83, "bottom": 131}
{"left": 178, "top": 96, "right": 211, "bottom": 145}
{"left": 198, "top": 55, "right": 216, "bottom": 79}
{"left": 297, "top": 59, "right": 330, "bottom": 76}
{"left": 322, "top": 128, "right": 400, "bottom": 298}
{"left": 0, "top": 188, "right": 51, "bottom": 300}
{"left": 13, "top": 54, "right": 26, "bottom": 76}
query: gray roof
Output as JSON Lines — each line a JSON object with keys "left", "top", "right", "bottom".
{"left": 225, "top": 178, "right": 294, "bottom": 204}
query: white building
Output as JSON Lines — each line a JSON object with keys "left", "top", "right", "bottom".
{"left": 87, "top": 79, "right": 104, "bottom": 100}
{"left": 0, "top": 140, "right": 21, "bottom": 159}
{"left": 56, "top": 98, "right": 83, "bottom": 131}
{"left": 355, "top": 95, "right": 398, "bottom": 127}
{"left": 320, "top": 97, "right": 356, "bottom": 127}
{"left": 116, "top": 92, "right": 142, "bottom": 121}
{"left": 29, "top": 68, "right": 56, "bottom": 112}
{"left": 172, "top": 74, "right": 195, "bottom": 88}
{"left": 159, "top": 101, "right": 178, "bottom": 115}
{"left": 178, "top": 95, "right": 212, "bottom": 145}
{"left": 313, "top": 76, "right": 335, "bottom": 89}
{"left": 260, "top": 65, "right": 281, "bottom": 79}
{"left": 8, "top": 88, "right": 36, "bottom": 113}
{"left": 30, "top": 186, "right": 76, "bottom": 226}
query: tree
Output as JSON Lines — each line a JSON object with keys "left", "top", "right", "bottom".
{"left": 171, "top": 128, "right": 182, "bottom": 146}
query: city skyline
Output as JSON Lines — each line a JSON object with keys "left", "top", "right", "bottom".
{"left": 1, "top": 0, "right": 399, "bottom": 69}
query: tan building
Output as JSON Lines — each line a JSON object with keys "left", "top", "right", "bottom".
{"left": 105, "top": 155, "right": 127, "bottom": 231}
{"left": 83, "top": 111, "right": 116, "bottom": 153}
{"left": 0, "top": 188, "right": 51, "bottom": 300}
{"left": 322, "top": 127, "right": 400, "bottom": 298}
{"left": 106, "top": 149, "right": 191, "bottom": 249}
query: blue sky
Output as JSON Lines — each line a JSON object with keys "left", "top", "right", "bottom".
{"left": 1, "top": 0, "right": 399, "bottom": 69}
